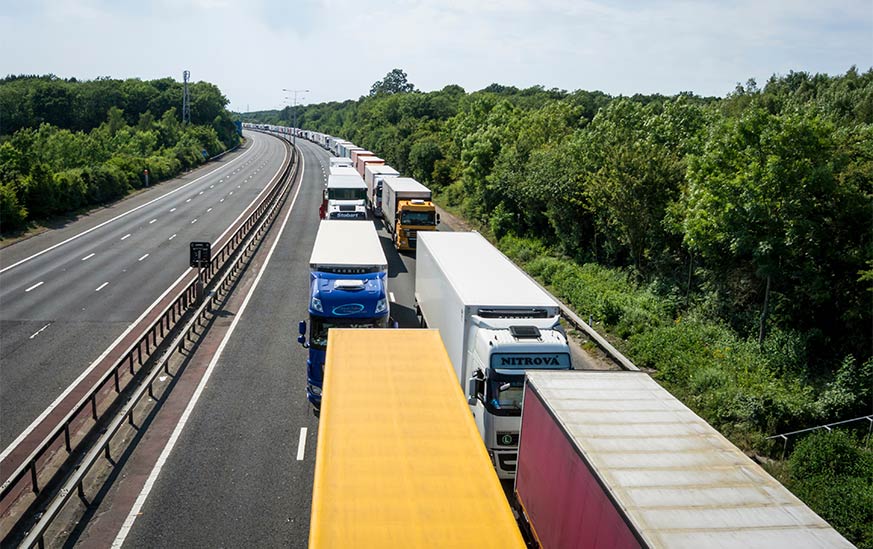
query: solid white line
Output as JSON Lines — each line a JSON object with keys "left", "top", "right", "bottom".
{"left": 0, "top": 135, "right": 283, "bottom": 464}
{"left": 81, "top": 253, "right": 95, "bottom": 261}
{"left": 191, "top": 219, "right": 198, "bottom": 224}
{"left": 138, "top": 254, "right": 149, "bottom": 262}
{"left": 149, "top": 219, "right": 157, "bottom": 224}
{"left": 95, "top": 282, "right": 109, "bottom": 292}
{"left": 113, "top": 142, "right": 305, "bottom": 548}
{"left": 169, "top": 208, "right": 176, "bottom": 212}
{"left": 0, "top": 140, "right": 258, "bottom": 275}
{"left": 29, "top": 323, "right": 51, "bottom": 339}
{"left": 169, "top": 234, "right": 176, "bottom": 241}
{"left": 25, "top": 281, "right": 44, "bottom": 292}
{"left": 389, "top": 291, "right": 396, "bottom": 302}
{"left": 121, "top": 234, "right": 131, "bottom": 241}
{"left": 296, "top": 427, "right": 308, "bottom": 461}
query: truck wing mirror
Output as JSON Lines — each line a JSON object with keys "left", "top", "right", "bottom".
{"left": 297, "top": 320, "right": 309, "bottom": 347}
{"left": 436, "top": 213, "right": 441, "bottom": 225}
{"left": 467, "top": 377, "right": 478, "bottom": 405}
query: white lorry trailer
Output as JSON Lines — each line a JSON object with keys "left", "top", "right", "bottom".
{"left": 330, "top": 157, "right": 353, "bottom": 169}
{"left": 363, "top": 165, "right": 400, "bottom": 216}
{"left": 414, "top": 231, "right": 572, "bottom": 479}
{"left": 382, "top": 177, "right": 438, "bottom": 250}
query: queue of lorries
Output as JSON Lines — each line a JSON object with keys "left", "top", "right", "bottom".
{"left": 245, "top": 123, "right": 853, "bottom": 548}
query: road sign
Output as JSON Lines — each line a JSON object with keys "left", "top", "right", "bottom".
{"left": 190, "top": 241, "right": 211, "bottom": 268}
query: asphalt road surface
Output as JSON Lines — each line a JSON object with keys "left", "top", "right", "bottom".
{"left": 81, "top": 136, "right": 601, "bottom": 547}
{"left": 0, "top": 131, "right": 289, "bottom": 449}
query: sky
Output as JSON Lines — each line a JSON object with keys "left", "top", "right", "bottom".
{"left": 1, "top": 0, "right": 871, "bottom": 112}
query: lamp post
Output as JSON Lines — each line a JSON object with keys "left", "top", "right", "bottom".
{"left": 282, "top": 88, "right": 309, "bottom": 146}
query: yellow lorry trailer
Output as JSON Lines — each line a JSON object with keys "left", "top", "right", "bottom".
{"left": 309, "top": 329, "right": 524, "bottom": 548}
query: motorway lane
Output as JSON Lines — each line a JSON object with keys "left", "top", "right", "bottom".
{"left": 119, "top": 138, "right": 327, "bottom": 548}
{"left": 0, "top": 131, "right": 289, "bottom": 448}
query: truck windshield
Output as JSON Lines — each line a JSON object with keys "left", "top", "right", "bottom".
{"left": 328, "top": 188, "right": 367, "bottom": 201}
{"left": 310, "top": 316, "right": 387, "bottom": 348}
{"left": 400, "top": 210, "right": 436, "bottom": 226}
{"left": 486, "top": 375, "right": 525, "bottom": 416}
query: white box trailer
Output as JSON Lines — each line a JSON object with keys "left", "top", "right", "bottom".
{"left": 516, "top": 371, "right": 854, "bottom": 548}
{"left": 329, "top": 166, "right": 359, "bottom": 177}
{"left": 364, "top": 165, "right": 399, "bottom": 214}
{"left": 331, "top": 140, "right": 349, "bottom": 156}
{"left": 381, "top": 177, "right": 432, "bottom": 233}
{"left": 330, "top": 157, "right": 354, "bottom": 169}
{"left": 414, "top": 231, "right": 571, "bottom": 479}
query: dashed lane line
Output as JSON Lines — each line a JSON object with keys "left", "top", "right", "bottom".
{"left": 95, "top": 282, "right": 109, "bottom": 292}
{"left": 29, "top": 323, "right": 51, "bottom": 339}
{"left": 25, "top": 281, "right": 44, "bottom": 293}
{"left": 82, "top": 253, "right": 95, "bottom": 261}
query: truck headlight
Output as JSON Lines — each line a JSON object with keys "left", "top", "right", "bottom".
{"left": 375, "top": 298, "right": 388, "bottom": 314}
{"left": 310, "top": 297, "right": 323, "bottom": 312}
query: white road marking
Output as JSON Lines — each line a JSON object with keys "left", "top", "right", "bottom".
{"left": 219, "top": 198, "right": 224, "bottom": 203}
{"left": 229, "top": 191, "right": 234, "bottom": 195}
{"left": 121, "top": 234, "right": 131, "bottom": 241}
{"left": 149, "top": 219, "right": 157, "bottom": 224}
{"left": 296, "top": 427, "right": 308, "bottom": 461}
{"left": 112, "top": 146, "right": 306, "bottom": 547}
{"left": 95, "top": 282, "right": 109, "bottom": 292}
{"left": 209, "top": 185, "right": 214, "bottom": 188}
{"left": 389, "top": 291, "right": 396, "bottom": 302}
{"left": 138, "top": 254, "right": 149, "bottom": 262}
{"left": 198, "top": 191, "right": 204, "bottom": 195}
{"left": 169, "top": 234, "right": 176, "bottom": 240}
{"left": 81, "top": 253, "right": 95, "bottom": 261}
{"left": 191, "top": 219, "right": 198, "bottom": 224}
{"left": 186, "top": 198, "right": 192, "bottom": 203}
{"left": 0, "top": 143, "right": 257, "bottom": 275}
{"left": 25, "top": 281, "right": 44, "bottom": 292}
{"left": 206, "top": 208, "right": 213, "bottom": 213}
{"left": 29, "top": 323, "right": 51, "bottom": 339}
{"left": 169, "top": 208, "right": 176, "bottom": 212}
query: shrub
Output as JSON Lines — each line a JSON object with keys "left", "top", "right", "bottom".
{"left": 0, "top": 184, "right": 27, "bottom": 231}
{"left": 789, "top": 431, "right": 873, "bottom": 548}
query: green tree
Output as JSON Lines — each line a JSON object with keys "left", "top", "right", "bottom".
{"left": 369, "top": 68, "right": 415, "bottom": 96}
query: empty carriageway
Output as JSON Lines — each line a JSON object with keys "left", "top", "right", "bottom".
{"left": 0, "top": 130, "right": 290, "bottom": 452}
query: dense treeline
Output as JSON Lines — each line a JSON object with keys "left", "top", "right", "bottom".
{"left": 0, "top": 75, "right": 240, "bottom": 232}
{"left": 248, "top": 68, "right": 872, "bottom": 545}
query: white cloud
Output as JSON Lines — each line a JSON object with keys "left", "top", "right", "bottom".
{"left": 0, "top": 0, "right": 870, "bottom": 111}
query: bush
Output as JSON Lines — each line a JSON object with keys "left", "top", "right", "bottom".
{"left": 0, "top": 184, "right": 27, "bottom": 231}
{"left": 789, "top": 431, "right": 873, "bottom": 548}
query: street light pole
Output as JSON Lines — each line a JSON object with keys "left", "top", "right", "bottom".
{"left": 282, "top": 88, "right": 309, "bottom": 147}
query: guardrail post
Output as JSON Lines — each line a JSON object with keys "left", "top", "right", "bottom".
{"left": 64, "top": 424, "right": 72, "bottom": 452}
{"left": 91, "top": 395, "right": 98, "bottom": 420}
{"left": 114, "top": 369, "right": 120, "bottom": 393}
{"left": 31, "top": 462, "right": 40, "bottom": 494}
{"left": 78, "top": 481, "right": 86, "bottom": 502}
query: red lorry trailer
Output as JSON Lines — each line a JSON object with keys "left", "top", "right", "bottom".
{"left": 515, "top": 371, "right": 853, "bottom": 549}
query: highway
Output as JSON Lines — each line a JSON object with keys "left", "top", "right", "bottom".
{"left": 0, "top": 131, "right": 290, "bottom": 450}
{"left": 67, "top": 136, "right": 602, "bottom": 547}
